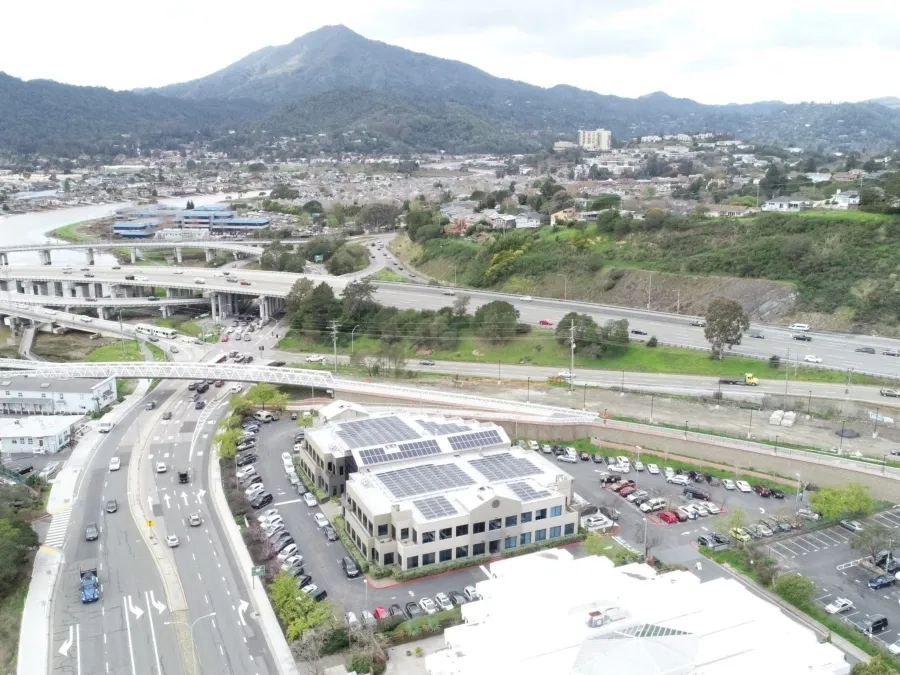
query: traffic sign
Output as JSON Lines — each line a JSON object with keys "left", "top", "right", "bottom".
{"left": 146, "top": 519, "right": 154, "bottom": 528}
{"left": 251, "top": 565, "right": 265, "bottom": 577}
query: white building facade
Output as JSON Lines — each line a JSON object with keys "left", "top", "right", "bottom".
{"left": 0, "top": 415, "right": 84, "bottom": 454}
{"left": 0, "top": 375, "right": 116, "bottom": 416}
{"left": 578, "top": 129, "right": 612, "bottom": 152}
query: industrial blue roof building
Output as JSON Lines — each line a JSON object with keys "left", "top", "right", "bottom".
{"left": 112, "top": 220, "right": 161, "bottom": 238}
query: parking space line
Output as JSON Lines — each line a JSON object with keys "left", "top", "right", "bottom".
{"left": 770, "top": 542, "right": 798, "bottom": 559}
{"left": 804, "top": 533, "right": 831, "bottom": 548}
{"left": 785, "top": 538, "right": 813, "bottom": 554}
{"left": 815, "top": 530, "right": 842, "bottom": 545}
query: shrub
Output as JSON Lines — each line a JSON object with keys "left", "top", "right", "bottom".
{"left": 768, "top": 355, "right": 781, "bottom": 369}
{"left": 322, "top": 628, "right": 349, "bottom": 655}
{"left": 646, "top": 336, "right": 658, "bottom": 348}
{"left": 333, "top": 515, "right": 369, "bottom": 572}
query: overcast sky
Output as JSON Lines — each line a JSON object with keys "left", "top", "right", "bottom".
{"left": 3, "top": 0, "right": 896, "bottom": 104}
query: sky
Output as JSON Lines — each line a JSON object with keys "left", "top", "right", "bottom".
{"left": 3, "top": 0, "right": 897, "bottom": 104}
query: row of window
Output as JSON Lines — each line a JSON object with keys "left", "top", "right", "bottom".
{"left": 8, "top": 437, "right": 46, "bottom": 445}
{"left": 408, "top": 505, "right": 564, "bottom": 544}
{"left": 405, "top": 524, "right": 574, "bottom": 569}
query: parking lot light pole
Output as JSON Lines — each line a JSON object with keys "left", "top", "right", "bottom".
{"left": 747, "top": 409, "right": 753, "bottom": 439}
{"left": 794, "top": 473, "right": 802, "bottom": 511}
{"left": 649, "top": 394, "right": 654, "bottom": 424}
{"left": 165, "top": 612, "right": 216, "bottom": 675}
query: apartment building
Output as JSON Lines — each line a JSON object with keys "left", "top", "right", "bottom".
{"left": 577, "top": 128, "right": 612, "bottom": 152}
{"left": 335, "top": 415, "right": 578, "bottom": 570}
{"left": 0, "top": 375, "right": 116, "bottom": 416}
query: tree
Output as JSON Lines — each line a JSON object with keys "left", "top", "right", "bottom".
{"left": 704, "top": 297, "right": 749, "bottom": 359}
{"left": 229, "top": 394, "right": 255, "bottom": 417}
{"left": 809, "top": 487, "right": 845, "bottom": 521}
{"left": 850, "top": 522, "right": 893, "bottom": 561}
{"left": 214, "top": 427, "right": 243, "bottom": 459}
{"left": 325, "top": 245, "right": 365, "bottom": 275}
{"left": 357, "top": 203, "right": 400, "bottom": 230}
{"left": 185, "top": 199, "right": 195, "bottom": 210}
{"left": 810, "top": 483, "right": 874, "bottom": 521}
{"left": 773, "top": 573, "right": 814, "bottom": 607}
{"left": 269, "top": 573, "right": 336, "bottom": 641}
{"left": 851, "top": 655, "right": 896, "bottom": 675}
{"left": 291, "top": 626, "right": 330, "bottom": 675}
{"left": 341, "top": 279, "right": 377, "bottom": 321}
{"left": 0, "top": 518, "right": 38, "bottom": 596}
{"left": 452, "top": 294, "right": 471, "bottom": 318}
{"left": 726, "top": 508, "right": 747, "bottom": 532}
{"left": 285, "top": 278, "right": 315, "bottom": 317}
{"left": 842, "top": 482, "right": 874, "bottom": 516}
{"left": 244, "top": 383, "right": 288, "bottom": 411}
{"left": 471, "top": 300, "right": 519, "bottom": 344}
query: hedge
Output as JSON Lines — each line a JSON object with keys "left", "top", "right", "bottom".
{"left": 291, "top": 456, "right": 328, "bottom": 502}
{"left": 333, "top": 515, "right": 371, "bottom": 572}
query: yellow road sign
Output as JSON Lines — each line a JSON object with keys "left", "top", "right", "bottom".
{"left": 147, "top": 519, "right": 154, "bottom": 527}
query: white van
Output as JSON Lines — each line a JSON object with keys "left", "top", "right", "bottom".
{"left": 194, "top": 277, "right": 206, "bottom": 285}
{"left": 789, "top": 323, "right": 810, "bottom": 332}
{"left": 254, "top": 411, "right": 275, "bottom": 423}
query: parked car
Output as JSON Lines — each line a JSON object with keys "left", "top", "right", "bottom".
{"left": 435, "top": 592, "right": 453, "bottom": 612}
{"left": 418, "top": 597, "right": 438, "bottom": 615}
{"left": 840, "top": 519, "right": 864, "bottom": 533}
{"left": 405, "top": 602, "right": 423, "bottom": 618}
{"left": 722, "top": 479, "right": 735, "bottom": 490}
{"left": 735, "top": 480, "right": 752, "bottom": 493}
{"left": 250, "top": 493, "right": 274, "bottom": 509}
{"left": 341, "top": 556, "right": 360, "bottom": 578}
{"left": 646, "top": 463, "right": 660, "bottom": 475}
{"left": 752, "top": 484, "right": 772, "bottom": 497}
{"left": 463, "top": 586, "right": 481, "bottom": 602}
{"left": 867, "top": 575, "right": 894, "bottom": 590}
{"left": 448, "top": 591, "right": 468, "bottom": 606}
{"left": 658, "top": 511, "right": 678, "bottom": 524}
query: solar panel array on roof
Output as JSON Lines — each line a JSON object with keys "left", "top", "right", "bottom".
{"left": 507, "top": 481, "right": 552, "bottom": 502}
{"left": 376, "top": 464, "right": 475, "bottom": 499}
{"left": 336, "top": 416, "right": 420, "bottom": 449}
{"left": 447, "top": 429, "right": 504, "bottom": 451}
{"left": 468, "top": 453, "right": 542, "bottom": 482}
{"left": 413, "top": 495, "right": 458, "bottom": 520}
{"left": 358, "top": 439, "right": 441, "bottom": 466}
{"left": 415, "top": 420, "right": 472, "bottom": 436}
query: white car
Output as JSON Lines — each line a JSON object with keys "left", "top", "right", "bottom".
{"left": 156, "top": 462, "right": 167, "bottom": 473}
{"left": 557, "top": 370, "right": 574, "bottom": 380}
{"left": 305, "top": 354, "right": 325, "bottom": 363}
{"left": 245, "top": 484, "right": 266, "bottom": 498}
{"left": 80, "top": 316, "right": 92, "bottom": 323}
{"left": 521, "top": 296, "right": 533, "bottom": 302}
{"left": 667, "top": 475, "right": 690, "bottom": 486}
{"left": 528, "top": 441, "right": 539, "bottom": 451}
{"left": 230, "top": 384, "right": 242, "bottom": 393}
{"left": 702, "top": 502, "right": 721, "bottom": 515}
{"left": 257, "top": 509, "right": 279, "bottom": 523}
{"left": 663, "top": 467, "right": 675, "bottom": 479}
{"left": 173, "top": 270, "right": 184, "bottom": 275}
{"left": 236, "top": 466, "right": 257, "bottom": 479}
{"left": 281, "top": 452, "right": 293, "bottom": 464}
{"left": 889, "top": 639, "right": 900, "bottom": 656}
{"left": 633, "top": 461, "right": 644, "bottom": 472}
{"left": 264, "top": 522, "right": 285, "bottom": 537}
{"left": 300, "top": 584, "right": 319, "bottom": 596}
{"left": 692, "top": 504, "right": 709, "bottom": 517}
{"left": 646, "top": 463, "right": 660, "bottom": 475}
{"left": 608, "top": 463, "right": 630, "bottom": 474}
{"left": 824, "top": 598, "right": 854, "bottom": 615}
{"left": 43, "top": 308, "right": 57, "bottom": 315}
{"left": 722, "top": 479, "right": 736, "bottom": 490}
{"left": 313, "top": 513, "right": 329, "bottom": 528}
{"left": 109, "top": 457, "right": 121, "bottom": 471}
{"left": 804, "top": 355, "right": 822, "bottom": 364}
{"left": 735, "top": 480, "right": 752, "bottom": 493}
{"left": 435, "top": 592, "right": 453, "bottom": 612}
{"left": 277, "top": 544, "right": 299, "bottom": 562}
{"left": 303, "top": 492, "right": 318, "bottom": 507}
{"left": 676, "top": 506, "right": 697, "bottom": 521}
{"left": 166, "top": 534, "right": 179, "bottom": 547}
{"left": 419, "top": 597, "right": 438, "bottom": 615}
{"left": 281, "top": 554, "right": 304, "bottom": 571}
{"left": 135, "top": 275, "right": 149, "bottom": 282}
{"left": 463, "top": 586, "right": 481, "bottom": 602}
{"left": 261, "top": 514, "right": 283, "bottom": 530}
{"left": 616, "top": 456, "right": 630, "bottom": 466}
{"left": 557, "top": 454, "right": 577, "bottom": 463}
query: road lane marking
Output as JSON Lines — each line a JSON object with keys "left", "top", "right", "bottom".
{"left": 145, "top": 591, "right": 163, "bottom": 674}
{"left": 123, "top": 602, "right": 137, "bottom": 675}
{"left": 76, "top": 623, "right": 81, "bottom": 675}
{"left": 59, "top": 625, "right": 73, "bottom": 656}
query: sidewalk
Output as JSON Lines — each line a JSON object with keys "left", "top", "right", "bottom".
{"left": 18, "top": 376, "right": 152, "bottom": 675}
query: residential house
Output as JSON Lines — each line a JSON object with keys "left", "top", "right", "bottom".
{"left": 831, "top": 190, "right": 859, "bottom": 209}
{"left": 515, "top": 212, "right": 542, "bottom": 229}
{"left": 762, "top": 196, "right": 812, "bottom": 212}
{"left": 550, "top": 208, "right": 576, "bottom": 224}
{"left": 491, "top": 214, "right": 517, "bottom": 230}
{"left": 707, "top": 205, "right": 757, "bottom": 218}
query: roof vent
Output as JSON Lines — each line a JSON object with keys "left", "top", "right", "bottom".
{"left": 40, "top": 383, "right": 50, "bottom": 388}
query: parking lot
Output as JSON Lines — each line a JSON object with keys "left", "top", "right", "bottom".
{"left": 242, "top": 418, "right": 496, "bottom": 617}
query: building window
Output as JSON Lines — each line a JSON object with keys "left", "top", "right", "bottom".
{"left": 505, "top": 515, "right": 518, "bottom": 527}
{"left": 489, "top": 518, "right": 502, "bottom": 531}
{"left": 473, "top": 522, "right": 485, "bottom": 534}
{"left": 504, "top": 536, "right": 517, "bottom": 550}
{"left": 412, "top": 530, "right": 418, "bottom": 544}
{"left": 455, "top": 524, "right": 468, "bottom": 537}
{"left": 456, "top": 546, "right": 468, "bottom": 559}
{"left": 422, "top": 531, "right": 434, "bottom": 544}
{"left": 377, "top": 524, "right": 388, "bottom": 537}
{"left": 564, "top": 523, "right": 575, "bottom": 535}
{"left": 339, "top": 465, "right": 344, "bottom": 476}
{"left": 521, "top": 511, "right": 532, "bottom": 523}
{"left": 407, "top": 556, "right": 419, "bottom": 569}
{"left": 550, "top": 526, "right": 561, "bottom": 538}
{"left": 535, "top": 529, "right": 547, "bottom": 542}
{"left": 439, "top": 528, "right": 452, "bottom": 540}
{"left": 535, "top": 508, "right": 547, "bottom": 521}
{"left": 520, "top": 532, "right": 532, "bottom": 546}
{"left": 489, "top": 540, "right": 501, "bottom": 554}
{"left": 473, "top": 542, "right": 485, "bottom": 556}
{"left": 384, "top": 553, "right": 394, "bottom": 566}
{"left": 401, "top": 528, "right": 409, "bottom": 541}
{"left": 550, "top": 505, "right": 562, "bottom": 517}
{"left": 439, "top": 549, "right": 452, "bottom": 563}
{"left": 422, "top": 552, "right": 435, "bottom": 566}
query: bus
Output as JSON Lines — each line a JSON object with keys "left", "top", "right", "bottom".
{"left": 134, "top": 324, "right": 178, "bottom": 339}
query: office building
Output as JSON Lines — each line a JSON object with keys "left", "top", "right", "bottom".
{"left": 312, "top": 411, "right": 579, "bottom": 570}
{"left": 0, "top": 375, "right": 116, "bottom": 416}
{"left": 112, "top": 220, "right": 161, "bottom": 238}
{"left": 578, "top": 128, "right": 612, "bottom": 151}
{"left": 427, "top": 548, "right": 850, "bottom": 675}
{"left": 0, "top": 415, "right": 85, "bottom": 454}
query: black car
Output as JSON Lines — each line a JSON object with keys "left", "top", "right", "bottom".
{"left": 448, "top": 591, "right": 468, "bottom": 606}
{"left": 178, "top": 470, "right": 189, "bottom": 484}
{"left": 605, "top": 456, "right": 617, "bottom": 465}
{"left": 855, "top": 346, "right": 876, "bottom": 354}
{"left": 296, "top": 574, "right": 313, "bottom": 589}
{"left": 236, "top": 454, "right": 257, "bottom": 467}
{"left": 269, "top": 361, "right": 286, "bottom": 367}
{"left": 240, "top": 475, "right": 263, "bottom": 488}
{"left": 630, "top": 329, "right": 647, "bottom": 336}
{"left": 419, "top": 359, "right": 435, "bottom": 366}
{"left": 341, "top": 556, "right": 360, "bottom": 578}
{"left": 196, "top": 383, "right": 209, "bottom": 394}
{"left": 273, "top": 537, "right": 296, "bottom": 553}
{"left": 792, "top": 334, "right": 812, "bottom": 341}
{"left": 857, "top": 614, "right": 889, "bottom": 635}
{"left": 323, "top": 525, "right": 339, "bottom": 542}
{"left": 770, "top": 488, "right": 785, "bottom": 499}
{"left": 13, "top": 464, "right": 34, "bottom": 476}
{"left": 195, "top": 401, "right": 206, "bottom": 410}
{"left": 633, "top": 495, "right": 650, "bottom": 507}
{"left": 405, "top": 602, "right": 423, "bottom": 619}
{"left": 85, "top": 523, "right": 99, "bottom": 541}
{"left": 250, "top": 493, "right": 273, "bottom": 509}
{"left": 683, "top": 486, "right": 710, "bottom": 501}
{"left": 591, "top": 454, "right": 603, "bottom": 464}
{"left": 883, "top": 350, "right": 900, "bottom": 357}
{"left": 599, "top": 506, "right": 621, "bottom": 520}
{"left": 308, "top": 587, "right": 328, "bottom": 602}
{"left": 388, "top": 604, "right": 405, "bottom": 618}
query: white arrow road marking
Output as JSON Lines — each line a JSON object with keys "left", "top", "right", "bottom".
{"left": 196, "top": 489, "right": 207, "bottom": 501}
{"left": 759, "top": 507, "right": 766, "bottom": 514}
{"left": 59, "top": 624, "right": 73, "bottom": 656}
{"left": 163, "top": 494, "right": 171, "bottom": 509}
{"left": 128, "top": 595, "right": 144, "bottom": 620}
{"left": 146, "top": 496, "right": 153, "bottom": 512}
{"left": 181, "top": 491, "right": 189, "bottom": 506}
{"left": 149, "top": 590, "right": 167, "bottom": 615}
{"left": 238, "top": 599, "right": 249, "bottom": 626}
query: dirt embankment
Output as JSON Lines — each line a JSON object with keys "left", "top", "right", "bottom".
{"left": 389, "top": 235, "right": 798, "bottom": 322}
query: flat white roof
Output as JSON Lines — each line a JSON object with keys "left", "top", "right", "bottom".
{"left": 0, "top": 415, "right": 84, "bottom": 437}
{"left": 427, "top": 551, "right": 850, "bottom": 675}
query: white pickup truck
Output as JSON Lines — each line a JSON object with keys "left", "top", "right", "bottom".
{"left": 97, "top": 421, "right": 115, "bottom": 433}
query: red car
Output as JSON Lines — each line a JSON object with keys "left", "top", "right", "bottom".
{"left": 579, "top": 452, "right": 590, "bottom": 461}
{"left": 673, "top": 509, "right": 688, "bottom": 522}
{"left": 214, "top": 380, "right": 225, "bottom": 388}
{"left": 619, "top": 486, "right": 636, "bottom": 497}
{"left": 658, "top": 511, "right": 678, "bottom": 524}
{"left": 752, "top": 484, "right": 772, "bottom": 497}
{"left": 372, "top": 606, "right": 389, "bottom": 620}
{"left": 539, "top": 319, "right": 553, "bottom": 326}
{"left": 615, "top": 480, "right": 636, "bottom": 493}
{"left": 609, "top": 481, "right": 626, "bottom": 491}
{"left": 240, "top": 280, "right": 251, "bottom": 286}
{"left": 220, "top": 335, "right": 229, "bottom": 342}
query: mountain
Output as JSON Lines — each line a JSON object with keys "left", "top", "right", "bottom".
{"left": 867, "top": 96, "right": 900, "bottom": 110}
{"left": 0, "top": 72, "right": 268, "bottom": 156}
{"left": 150, "top": 25, "right": 900, "bottom": 152}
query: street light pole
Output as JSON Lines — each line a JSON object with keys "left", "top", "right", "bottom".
{"left": 747, "top": 408, "right": 753, "bottom": 439}
{"left": 350, "top": 325, "right": 359, "bottom": 355}
{"left": 164, "top": 612, "right": 216, "bottom": 675}
{"left": 527, "top": 377, "right": 531, "bottom": 403}
{"left": 794, "top": 472, "right": 802, "bottom": 511}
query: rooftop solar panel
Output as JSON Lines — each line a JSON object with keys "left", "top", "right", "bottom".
{"left": 447, "top": 429, "right": 504, "bottom": 451}
{"left": 416, "top": 420, "right": 472, "bottom": 436}
{"left": 507, "top": 481, "right": 552, "bottom": 502}
{"left": 336, "top": 416, "right": 421, "bottom": 449}
{"left": 358, "top": 439, "right": 441, "bottom": 466}
{"left": 413, "top": 495, "right": 458, "bottom": 520}
{"left": 376, "top": 464, "right": 475, "bottom": 499}
{"left": 468, "top": 453, "right": 542, "bottom": 482}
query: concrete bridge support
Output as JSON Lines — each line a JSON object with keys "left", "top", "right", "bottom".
{"left": 205, "top": 248, "right": 215, "bottom": 263}
{"left": 98, "top": 307, "right": 108, "bottom": 321}
{"left": 39, "top": 249, "right": 51, "bottom": 266}
{"left": 160, "top": 305, "right": 172, "bottom": 318}
{"left": 85, "top": 248, "right": 95, "bottom": 266}
{"left": 130, "top": 247, "right": 137, "bottom": 264}
{"left": 175, "top": 247, "right": 183, "bottom": 264}
{"left": 0, "top": 253, "right": 8, "bottom": 266}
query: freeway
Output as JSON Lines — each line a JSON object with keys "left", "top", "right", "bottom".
{"left": 3, "top": 292, "right": 206, "bottom": 309}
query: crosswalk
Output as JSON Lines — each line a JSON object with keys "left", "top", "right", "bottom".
{"left": 44, "top": 507, "right": 72, "bottom": 549}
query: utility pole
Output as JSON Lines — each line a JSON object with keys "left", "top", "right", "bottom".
{"left": 676, "top": 289, "right": 680, "bottom": 315}
{"left": 569, "top": 319, "right": 576, "bottom": 393}
{"left": 118, "top": 310, "right": 125, "bottom": 356}
{"left": 783, "top": 348, "right": 790, "bottom": 408}
{"left": 329, "top": 320, "right": 339, "bottom": 374}
{"left": 647, "top": 272, "right": 652, "bottom": 310}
